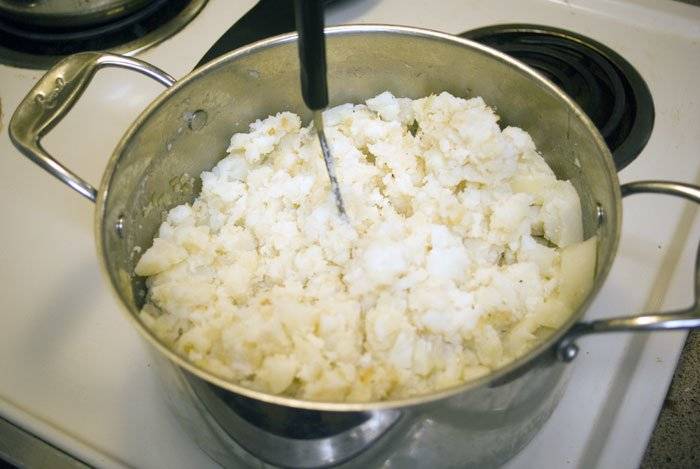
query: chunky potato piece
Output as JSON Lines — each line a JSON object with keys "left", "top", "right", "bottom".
{"left": 559, "top": 236, "right": 598, "bottom": 309}
{"left": 134, "top": 239, "right": 187, "bottom": 276}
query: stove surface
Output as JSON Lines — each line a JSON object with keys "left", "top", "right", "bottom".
{"left": 0, "top": 0, "right": 698, "bottom": 467}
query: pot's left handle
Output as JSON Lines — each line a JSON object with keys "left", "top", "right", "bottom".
{"left": 557, "top": 181, "right": 700, "bottom": 361}
{"left": 9, "top": 52, "right": 175, "bottom": 203}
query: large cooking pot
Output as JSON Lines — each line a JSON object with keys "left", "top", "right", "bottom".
{"left": 9, "top": 25, "right": 700, "bottom": 468}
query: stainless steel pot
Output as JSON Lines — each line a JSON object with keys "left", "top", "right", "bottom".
{"left": 9, "top": 25, "right": 700, "bottom": 468}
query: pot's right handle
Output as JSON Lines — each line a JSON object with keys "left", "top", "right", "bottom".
{"left": 556, "top": 180, "right": 700, "bottom": 362}
{"left": 9, "top": 51, "right": 175, "bottom": 203}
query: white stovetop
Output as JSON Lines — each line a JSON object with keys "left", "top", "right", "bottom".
{"left": 0, "top": 0, "right": 698, "bottom": 467}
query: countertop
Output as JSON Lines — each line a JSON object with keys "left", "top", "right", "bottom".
{"left": 639, "top": 4, "right": 699, "bottom": 468}
{"left": 641, "top": 330, "right": 700, "bottom": 468}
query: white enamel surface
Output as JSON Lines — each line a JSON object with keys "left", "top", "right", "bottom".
{"left": 0, "top": 0, "right": 698, "bottom": 467}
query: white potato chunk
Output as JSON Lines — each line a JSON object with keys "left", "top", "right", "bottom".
{"left": 134, "top": 238, "right": 188, "bottom": 276}
{"left": 533, "top": 297, "right": 570, "bottom": 329}
{"left": 559, "top": 236, "right": 597, "bottom": 309}
{"left": 541, "top": 181, "right": 584, "bottom": 247}
{"left": 257, "top": 354, "right": 298, "bottom": 394}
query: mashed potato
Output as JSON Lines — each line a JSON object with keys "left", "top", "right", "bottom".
{"left": 135, "top": 91, "right": 596, "bottom": 402}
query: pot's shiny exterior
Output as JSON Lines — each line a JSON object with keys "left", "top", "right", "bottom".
{"left": 92, "top": 26, "right": 618, "bottom": 466}
{"left": 151, "top": 345, "right": 569, "bottom": 467}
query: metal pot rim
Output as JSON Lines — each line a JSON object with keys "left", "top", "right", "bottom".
{"left": 94, "top": 24, "right": 620, "bottom": 412}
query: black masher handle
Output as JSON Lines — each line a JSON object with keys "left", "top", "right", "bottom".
{"left": 294, "top": 0, "right": 329, "bottom": 111}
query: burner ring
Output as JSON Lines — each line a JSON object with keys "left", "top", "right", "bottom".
{"left": 0, "top": 0, "right": 208, "bottom": 69}
{"left": 532, "top": 36, "right": 628, "bottom": 139}
{"left": 461, "top": 24, "right": 655, "bottom": 171}
{"left": 498, "top": 44, "right": 607, "bottom": 125}
{"left": 0, "top": 0, "right": 172, "bottom": 43}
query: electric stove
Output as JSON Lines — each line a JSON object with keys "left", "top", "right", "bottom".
{"left": 0, "top": 0, "right": 698, "bottom": 467}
